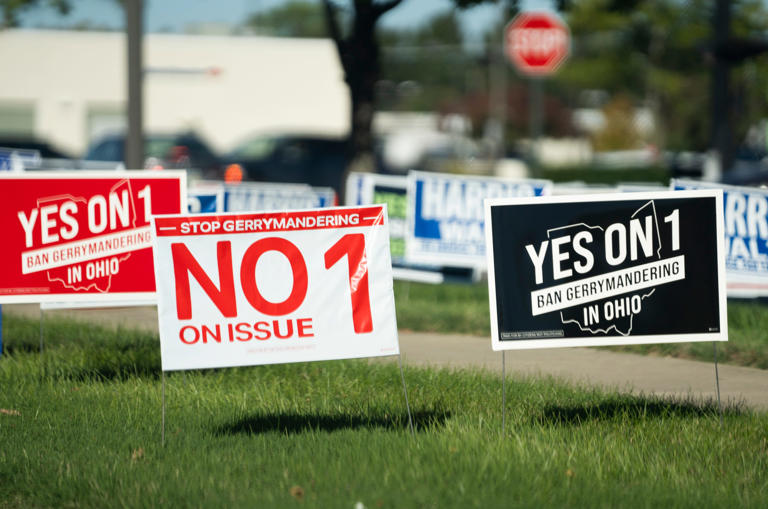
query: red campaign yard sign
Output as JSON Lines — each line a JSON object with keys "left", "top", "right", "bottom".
{"left": 151, "top": 205, "right": 399, "bottom": 371}
{"left": 0, "top": 172, "right": 186, "bottom": 303}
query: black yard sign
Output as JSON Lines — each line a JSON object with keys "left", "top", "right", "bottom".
{"left": 485, "top": 191, "right": 727, "bottom": 350}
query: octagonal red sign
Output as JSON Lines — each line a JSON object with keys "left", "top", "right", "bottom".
{"left": 505, "top": 11, "right": 571, "bottom": 76}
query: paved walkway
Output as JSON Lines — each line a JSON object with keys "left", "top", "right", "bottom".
{"left": 395, "top": 331, "right": 767, "bottom": 410}
{"left": 4, "top": 304, "right": 767, "bottom": 411}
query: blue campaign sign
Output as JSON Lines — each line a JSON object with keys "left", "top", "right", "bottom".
{"left": 672, "top": 179, "right": 768, "bottom": 296}
{"left": 222, "top": 183, "right": 336, "bottom": 212}
{"left": 0, "top": 152, "right": 11, "bottom": 172}
{"left": 0, "top": 148, "right": 41, "bottom": 171}
{"left": 346, "top": 172, "right": 367, "bottom": 206}
{"left": 407, "top": 171, "right": 552, "bottom": 267}
{"left": 188, "top": 190, "right": 222, "bottom": 214}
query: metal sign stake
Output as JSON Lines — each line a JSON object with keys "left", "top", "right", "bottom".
{"left": 713, "top": 342, "right": 724, "bottom": 427}
{"left": 398, "top": 353, "right": 414, "bottom": 435}
{"left": 161, "top": 370, "right": 166, "bottom": 446}
{"left": 502, "top": 351, "right": 506, "bottom": 433}
{"left": 39, "top": 307, "right": 44, "bottom": 353}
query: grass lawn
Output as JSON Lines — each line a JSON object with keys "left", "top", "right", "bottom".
{"left": 1, "top": 315, "right": 767, "bottom": 508}
{"left": 393, "top": 281, "right": 768, "bottom": 369}
{"left": 394, "top": 279, "right": 491, "bottom": 336}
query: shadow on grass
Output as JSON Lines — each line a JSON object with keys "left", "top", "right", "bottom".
{"left": 216, "top": 410, "right": 450, "bottom": 436}
{"left": 2, "top": 341, "right": 45, "bottom": 355}
{"left": 57, "top": 363, "right": 161, "bottom": 382}
{"left": 24, "top": 346, "right": 162, "bottom": 382}
{"left": 534, "top": 396, "right": 745, "bottom": 427}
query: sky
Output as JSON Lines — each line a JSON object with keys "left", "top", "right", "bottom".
{"left": 17, "top": 0, "right": 556, "bottom": 43}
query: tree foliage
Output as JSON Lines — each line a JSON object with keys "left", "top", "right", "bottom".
{"left": 245, "top": 1, "right": 327, "bottom": 38}
{"left": 379, "top": 10, "right": 475, "bottom": 112}
{"left": 1, "top": 0, "right": 70, "bottom": 28}
{"left": 560, "top": 0, "right": 768, "bottom": 151}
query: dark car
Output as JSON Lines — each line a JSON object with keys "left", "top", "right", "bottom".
{"left": 0, "top": 136, "right": 106, "bottom": 171}
{"left": 720, "top": 160, "right": 768, "bottom": 187}
{"left": 84, "top": 132, "right": 225, "bottom": 179}
{"left": 226, "top": 135, "right": 352, "bottom": 193}
{"left": 0, "top": 136, "right": 73, "bottom": 159}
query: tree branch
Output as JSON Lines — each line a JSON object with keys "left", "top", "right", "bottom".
{"left": 321, "top": 0, "right": 347, "bottom": 59}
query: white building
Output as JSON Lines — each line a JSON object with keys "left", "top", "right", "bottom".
{"left": 0, "top": 29, "right": 350, "bottom": 156}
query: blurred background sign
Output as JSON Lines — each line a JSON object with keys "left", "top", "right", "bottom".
{"left": 0, "top": 147, "right": 41, "bottom": 171}
{"left": 504, "top": 11, "right": 570, "bottom": 77}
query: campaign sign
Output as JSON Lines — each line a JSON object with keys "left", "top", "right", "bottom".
{"left": 223, "top": 182, "right": 336, "bottom": 212}
{"left": 346, "top": 172, "right": 408, "bottom": 264}
{"left": 188, "top": 187, "right": 223, "bottom": 214}
{"left": 485, "top": 190, "right": 727, "bottom": 350}
{"left": 151, "top": 205, "right": 399, "bottom": 371}
{"left": 672, "top": 180, "right": 768, "bottom": 297}
{"left": 0, "top": 147, "right": 41, "bottom": 172}
{"left": 407, "top": 171, "right": 551, "bottom": 267}
{"left": 0, "top": 171, "right": 186, "bottom": 303}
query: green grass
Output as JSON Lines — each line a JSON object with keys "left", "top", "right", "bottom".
{"left": 394, "top": 280, "right": 490, "bottom": 336}
{"left": 394, "top": 281, "right": 768, "bottom": 369}
{"left": 1, "top": 315, "right": 767, "bottom": 508}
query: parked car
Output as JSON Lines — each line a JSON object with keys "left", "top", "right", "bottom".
{"left": 226, "top": 134, "right": 352, "bottom": 193}
{"left": 0, "top": 136, "right": 120, "bottom": 171}
{"left": 83, "top": 132, "right": 226, "bottom": 180}
{"left": 720, "top": 160, "right": 768, "bottom": 187}
{"left": 0, "top": 136, "right": 72, "bottom": 159}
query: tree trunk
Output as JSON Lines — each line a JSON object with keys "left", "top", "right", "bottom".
{"left": 322, "top": 0, "right": 402, "bottom": 203}
{"left": 346, "top": 4, "right": 379, "bottom": 178}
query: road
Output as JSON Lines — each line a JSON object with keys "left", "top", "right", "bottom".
{"left": 4, "top": 303, "right": 767, "bottom": 411}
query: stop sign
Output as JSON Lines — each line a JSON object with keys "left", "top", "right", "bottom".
{"left": 505, "top": 11, "right": 571, "bottom": 76}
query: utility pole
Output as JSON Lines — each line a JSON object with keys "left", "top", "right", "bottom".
{"left": 489, "top": 45, "right": 507, "bottom": 163}
{"left": 712, "top": 0, "right": 732, "bottom": 175}
{"left": 125, "top": 0, "right": 144, "bottom": 170}
{"left": 528, "top": 77, "right": 543, "bottom": 177}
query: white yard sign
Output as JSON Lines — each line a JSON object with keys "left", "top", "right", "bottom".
{"left": 152, "top": 205, "right": 399, "bottom": 371}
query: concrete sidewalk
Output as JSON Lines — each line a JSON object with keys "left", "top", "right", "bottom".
{"left": 4, "top": 304, "right": 767, "bottom": 411}
{"left": 395, "top": 331, "right": 768, "bottom": 410}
